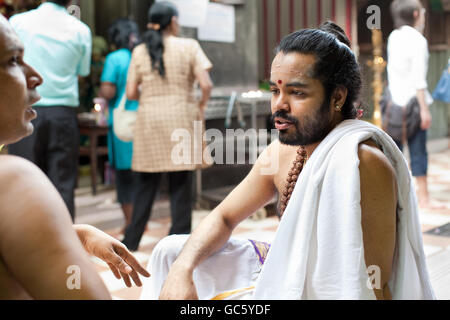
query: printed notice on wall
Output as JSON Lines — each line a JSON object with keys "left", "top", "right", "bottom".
{"left": 198, "top": 2, "right": 235, "bottom": 43}
{"left": 157, "top": 0, "right": 208, "bottom": 28}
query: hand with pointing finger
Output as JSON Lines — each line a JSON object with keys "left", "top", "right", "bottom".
{"left": 74, "top": 224, "right": 150, "bottom": 287}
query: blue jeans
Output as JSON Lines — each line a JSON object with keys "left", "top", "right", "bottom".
{"left": 395, "top": 129, "right": 428, "bottom": 177}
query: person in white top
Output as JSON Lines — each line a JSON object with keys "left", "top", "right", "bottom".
{"left": 387, "top": 0, "right": 444, "bottom": 210}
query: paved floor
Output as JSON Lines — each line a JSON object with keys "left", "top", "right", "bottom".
{"left": 75, "top": 148, "right": 450, "bottom": 300}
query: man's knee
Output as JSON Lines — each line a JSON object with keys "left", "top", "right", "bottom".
{"left": 151, "top": 235, "right": 189, "bottom": 268}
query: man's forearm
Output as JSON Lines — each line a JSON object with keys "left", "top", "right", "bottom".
{"left": 416, "top": 89, "right": 429, "bottom": 113}
{"left": 171, "top": 210, "right": 234, "bottom": 273}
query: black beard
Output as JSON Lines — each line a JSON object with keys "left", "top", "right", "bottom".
{"left": 272, "top": 98, "right": 334, "bottom": 146}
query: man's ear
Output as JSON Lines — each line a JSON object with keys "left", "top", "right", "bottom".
{"left": 331, "top": 86, "right": 348, "bottom": 108}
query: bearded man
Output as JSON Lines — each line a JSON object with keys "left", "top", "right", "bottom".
{"left": 140, "top": 22, "right": 435, "bottom": 300}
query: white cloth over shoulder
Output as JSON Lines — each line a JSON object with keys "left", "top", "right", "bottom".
{"left": 253, "top": 120, "right": 435, "bottom": 300}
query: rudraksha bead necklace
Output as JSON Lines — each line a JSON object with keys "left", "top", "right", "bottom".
{"left": 279, "top": 146, "right": 308, "bottom": 217}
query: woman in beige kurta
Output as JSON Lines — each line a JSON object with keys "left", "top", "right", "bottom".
{"left": 123, "top": 1, "right": 213, "bottom": 251}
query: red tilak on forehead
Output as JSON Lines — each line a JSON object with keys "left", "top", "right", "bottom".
{"left": 278, "top": 80, "right": 283, "bottom": 85}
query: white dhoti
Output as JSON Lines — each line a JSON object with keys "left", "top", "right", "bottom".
{"left": 140, "top": 235, "right": 270, "bottom": 300}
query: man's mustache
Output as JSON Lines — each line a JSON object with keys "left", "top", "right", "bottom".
{"left": 271, "top": 111, "right": 299, "bottom": 126}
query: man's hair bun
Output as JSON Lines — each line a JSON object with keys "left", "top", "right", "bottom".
{"left": 319, "top": 21, "right": 351, "bottom": 47}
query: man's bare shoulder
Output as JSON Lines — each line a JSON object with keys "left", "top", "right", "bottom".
{"left": 256, "top": 140, "right": 299, "bottom": 192}
{"left": 258, "top": 139, "right": 298, "bottom": 166}
{"left": 0, "top": 155, "right": 45, "bottom": 181}
{"left": 0, "top": 155, "right": 60, "bottom": 212}
{"left": 358, "top": 141, "right": 396, "bottom": 182}
{"left": 358, "top": 140, "right": 398, "bottom": 216}
{"left": 265, "top": 139, "right": 299, "bottom": 152}
{"left": 259, "top": 139, "right": 280, "bottom": 155}
{"left": 255, "top": 140, "right": 280, "bottom": 170}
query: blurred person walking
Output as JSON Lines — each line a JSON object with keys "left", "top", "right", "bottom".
{"left": 122, "top": 1, "right": 213, "bottom": 252}
{"left": 7, "top": 0, "right": 92, "bottom": 220}
{"left": 99, "top": 18, "right": 140, "bottom": 234}
{"left": 386, "top": 0, "right": 445, "bottom": 210}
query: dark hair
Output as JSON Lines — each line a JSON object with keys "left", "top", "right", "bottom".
{"left": 107, "top": 18, "right": 140, "bottom": 51}
{"left": 390, "top": 0, "right": 422, "bottom": 29}
{"left": 47, "top": 0, "right": 72, "bottom": 7}
{"left": 142, "top": 1, "right": 179, "bottom": 77}
{"left": 276, "top": 21, "right": 362, "bottom": 120}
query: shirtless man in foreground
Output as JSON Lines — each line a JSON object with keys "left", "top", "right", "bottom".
{"left": 0, "top": 15, "right": 149, "bottom": 300}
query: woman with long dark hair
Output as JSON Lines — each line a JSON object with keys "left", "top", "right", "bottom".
{"left": 123, "top": 1, "right": 213, "bottom": 251}
{"left": 100, "top": 18, "right": 140, "bottom": 233}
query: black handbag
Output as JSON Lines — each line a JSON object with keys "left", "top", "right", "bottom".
{"left": 380, "top": 88, "right": 421, "bottom": 143}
